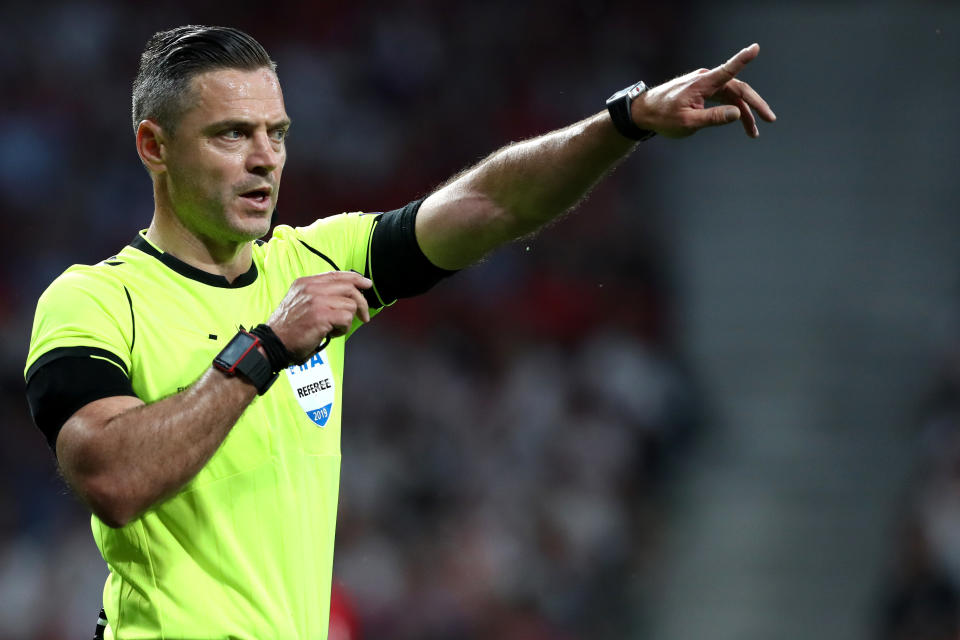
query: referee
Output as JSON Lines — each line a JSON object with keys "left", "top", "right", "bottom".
{"left": 24, "top": 25, "right": 774, "bottom": 639}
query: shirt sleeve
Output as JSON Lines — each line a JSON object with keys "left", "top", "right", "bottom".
{"left": 26, "top": 355, "right": 136, "bottom": 450}
{"left": 294, "top": 210, "right": 379, "bottom": 274}
{"left": 24, "top": 267, "right": 138, "bottom": 449}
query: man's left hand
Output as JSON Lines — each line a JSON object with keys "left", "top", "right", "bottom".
{"left": 634, "top": 43, "right": 777, "bottom": 139}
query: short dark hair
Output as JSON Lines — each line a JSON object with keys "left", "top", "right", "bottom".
{"left": 132, "top": 25, "right": 276, "bottom": 134}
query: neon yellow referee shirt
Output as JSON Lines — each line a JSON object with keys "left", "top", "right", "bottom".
{"left": 26, "top": 211, "right": 391, "bottom": 639}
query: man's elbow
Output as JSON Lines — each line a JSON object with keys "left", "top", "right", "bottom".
{"left": 58, "top": 437, "right": 140, "bottom": 528}
{"left": 82, "top": 475, "right": 140, "bottom": 528}
{"left": 65, "top": 467, "right": 141, "bottom": 528}
{"left": 56, "top": 397, "right": 147, "bottom": 528}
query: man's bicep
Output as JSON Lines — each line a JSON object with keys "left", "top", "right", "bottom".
{"left": 56, "top": 395, "right": 144, "bottom": 469}
{"left": 415, "top": 186, "right": 511, "bottom": 271}
{"left": 26, "top": 353, "right": 141, "bottom": 452}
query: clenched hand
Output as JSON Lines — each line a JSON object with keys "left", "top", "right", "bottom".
{"left": 267, "top": 272, "right": 372, "bottom": 362}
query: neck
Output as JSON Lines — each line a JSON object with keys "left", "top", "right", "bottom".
{"left": 146, "top": 186, "right": 253, "bottom": 284}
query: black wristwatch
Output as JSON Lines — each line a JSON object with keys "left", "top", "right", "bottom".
{"left": 213, "top": 330, "right": 277, "bottom": 395}
{"left": 606, "top": 81, "right": 657, "bottom": 141}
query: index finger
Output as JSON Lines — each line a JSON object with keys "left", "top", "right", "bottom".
{"left": 700, "top": 43, "right": 760, "bottom": 90}
{"left": 310, "top": 270, "right": 372, "bottom": 289}
{"left": 346, "top": 269, "right": 373, "bottom": 289}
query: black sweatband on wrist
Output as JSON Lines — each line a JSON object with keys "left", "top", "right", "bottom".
{"left": 250, "top": 324, "right": 296, "bottom": 373}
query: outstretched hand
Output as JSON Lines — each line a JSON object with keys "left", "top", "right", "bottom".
{"left": 634, "top": 43, "right": 776, "bottom": 139}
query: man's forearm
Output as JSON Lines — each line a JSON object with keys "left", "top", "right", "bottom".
{"left": 466, "top": 111, "right": 634, "bottom": 231}
{"left": 58, "top": 368, "right": 257, "bottom": 527}
{"left": 416, "top": 45, "right": 775, "bottom": 270}
{"left": 416, "top": 112, "right": 634, "bottom": 270}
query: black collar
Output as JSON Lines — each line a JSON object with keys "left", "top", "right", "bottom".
{"left": 129, "top": 234, "right": 258, "bottom": 288}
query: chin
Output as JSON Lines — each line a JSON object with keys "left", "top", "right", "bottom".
{"left": 228, "top": 212, "right": 274, "bottom": 240}
{"left": 239, "top": 222, "right": 272, "bottom": 241}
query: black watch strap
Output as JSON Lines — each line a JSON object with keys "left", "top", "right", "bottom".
{"left": 249, "top": 324, "right": 297, "bottom": 372}
{"left": 606, "top": 81, "right": 657, "bottom": 141}
{"left": 213, "top": 330, "right": 278, "bottom": 395}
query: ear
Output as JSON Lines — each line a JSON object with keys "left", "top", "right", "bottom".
{"left": 136, "top": 120, "right": 168, "bottom": 173}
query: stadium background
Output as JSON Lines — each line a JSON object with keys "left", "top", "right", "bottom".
{"left": 1, "top": 1, "right": 958, "bottom": 639}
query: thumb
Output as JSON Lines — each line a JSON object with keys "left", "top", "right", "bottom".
{"left": 691, "top": 105, "right": 741, "bottom": 129}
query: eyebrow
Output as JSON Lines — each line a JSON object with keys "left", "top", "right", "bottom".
{"left": 204, "top": 118, "right": 292, "bottom": 132}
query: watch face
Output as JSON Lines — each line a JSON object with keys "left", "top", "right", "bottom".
{"left": 217, "top": 333, "right": 257, "bottom": 367}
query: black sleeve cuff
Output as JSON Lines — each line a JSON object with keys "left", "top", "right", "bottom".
{"left": 25, "top": 348, "right": 137, "bottom": 451}
{"left": 367, "top": 198, "right": 458, "bottom": 308}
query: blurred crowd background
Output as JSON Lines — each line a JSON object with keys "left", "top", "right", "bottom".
{"left": 0, "top": 2, "right": 958, "bottom": 640}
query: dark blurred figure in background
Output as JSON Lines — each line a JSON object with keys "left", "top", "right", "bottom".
{"left": 876, "top": 519, "right": 960, "bottom": 640}
{"left": 876, "top": 340, "right": 960, "bottom": 640}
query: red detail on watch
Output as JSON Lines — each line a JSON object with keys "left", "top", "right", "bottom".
{"left": 213, "top": 331, "right": 262, "bottom": 375}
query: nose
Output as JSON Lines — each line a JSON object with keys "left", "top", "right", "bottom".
{"left": 246, "top": 130, "right": 282, "bottom": 176}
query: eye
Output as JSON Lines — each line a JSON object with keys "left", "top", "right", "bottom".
{"left": 270, "top": 128, "right": 288, "bottom": 142}
{"left": 221, "top": 129, "right": 243, "bottom": 140}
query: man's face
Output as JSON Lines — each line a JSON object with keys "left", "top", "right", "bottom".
{"left": 161, "top": 67, "right": 289, "bottom": 245}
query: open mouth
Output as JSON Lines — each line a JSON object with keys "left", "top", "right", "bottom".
{"left": 240, "top": 187, "right": 270, "bottom": 210}
{"left": 240, "top": 188, "right": 271, "bottom": 203}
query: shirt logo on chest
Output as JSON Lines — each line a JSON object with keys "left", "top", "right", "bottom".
{"left": 285, "top": 350, "right": 336, "bottom": 427}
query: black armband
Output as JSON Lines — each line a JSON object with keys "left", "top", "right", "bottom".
{"left": 369, "top": 198, "right": 458, "bottom": 306}
{"left": 25, "top": 348, "right": 137, "bottom": 451}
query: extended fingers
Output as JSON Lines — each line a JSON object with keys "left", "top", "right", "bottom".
{"left": 724, "top": 78, "right": 776, "bottom": 123}
{"left": 684, "top": 105, "right": 742, "bottom": 131}
{"left": 734, "top": 97, "right": 757, "bottom": 138}
{"left": 713, "top": 86, "right": 758, "bottom": 137}
{"left": 701, "top": 43, "right": 760, "bottom": 90}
